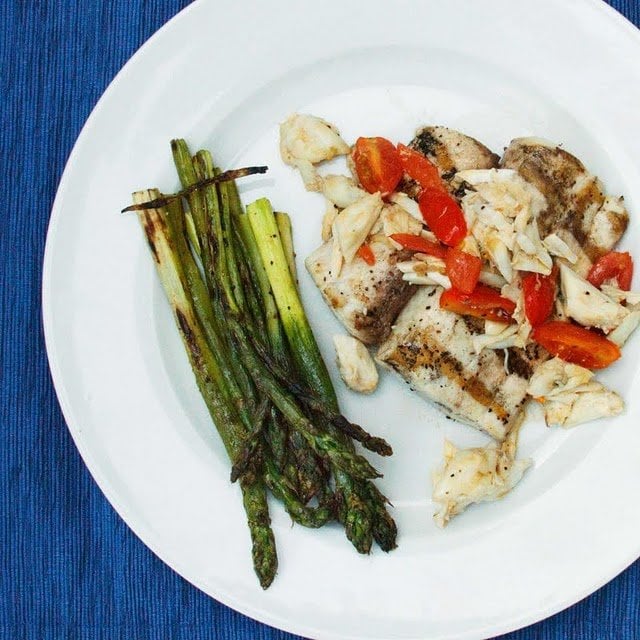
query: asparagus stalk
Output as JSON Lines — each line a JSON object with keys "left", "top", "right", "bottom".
{"left": 186, "top": 149, "right": 238, "bottom": 314}
{"left": 232, "top": 226, "right": 268, "bottom": 339}
{"left": 170, "top": 141, "right": 208, "bottom": 265}
{"left": 172, "top": 140, "right": 256, "bottom": 404}
{"left": 262, "top": 458, "right": 333, "bottom": 528}
{"left": 229, "top": 180, "right": 337, "bottom": 502}
{"left": 246, "top": 198, "right": 337, "bottom": 407}
{"left": 217, "top": 176, "right": 246, "bottom": 312}
{"left": 163, "top": 196, "right": 255, "bottom": 427}
{"left": 275, "top": 211, "right": 297, "bottom": 285}
{"left": 233, "top": 209, "right": 286, "bottom": 357}
{"left": 230, "top": 396, "right": 271, "bottom": 483}
{"left": 173, "top": 145, "right": 255, "bottom": 404}
{"left": 288, "top": 429, "right": 328, "bottom": 503}
{"left": 133, "top": 189, "right": 277, "bottom": 588}
{"left": 184, "top": 210, "right": 201, "bottom": 258}
{"left": 362, "top": 482, "right": 398, "bottom": 552}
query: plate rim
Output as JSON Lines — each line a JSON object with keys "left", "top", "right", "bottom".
{"left": 42, "top": 1, "right": 640, "bottom": 638}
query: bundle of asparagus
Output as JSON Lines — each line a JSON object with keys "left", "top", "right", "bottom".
{"left": 126, "top": 140, "right": 396, "bottom": 588}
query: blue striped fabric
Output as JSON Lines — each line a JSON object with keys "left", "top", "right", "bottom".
{"left": 1, "top": 1, "right": 638, "bottom": 638}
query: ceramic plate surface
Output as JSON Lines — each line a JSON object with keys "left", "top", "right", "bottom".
{"left": 43, "top": 1, "right": 640, "bottom": 638}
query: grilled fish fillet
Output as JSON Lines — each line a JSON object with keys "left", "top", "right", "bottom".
{"left": 307, "top": 127, "right": 500, "bottom": 345}
{"left": 377, "top": 287, "right": 545, "bottom": 440}
{"left": 501, "top": 138, "right": 628, "bottom": 261}
{"left": 400, "top": 126, "right": 500, "bottom": 198}
{"left": 305, "top": 239, "right": 415, "bottom": 345}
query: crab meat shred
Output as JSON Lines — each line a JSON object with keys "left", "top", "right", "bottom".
{"left": 459, "top": 235, "right": 481, "bottom": 257}
{"left": 512, "top": 221, "right": 553, "bottom": 275}
{"left": 472, "top": 323, "right": 519, "bottom": 353}
{"left": 321, "top": 174, "right": 366, "bottom": 209}
{"left": 294, "top": 159, "right": 323, "bottom": 191}
{"left": 554, "top": 297, "right": 568, "bottom": 321}
{"left": 397, "top": 255, "right": 451, "bottom": 288}
{"left": 543, "top": 233, "right": 578, "bottom": 264}
{"left": 608, "top": 311, "right": 640, "bottom": 346}
{"left": 321, "top": 202, "right": 339, "bottom": 242}
{"left": 328, "top": 231, "right": 344, "bottom": 281}
{"left": 458, "top": 169, "right": 552, "bottom": 280}
{"left": 599, "top": 285, "right": 640, "bottom": 307}
{"left": 332, "top": 192, "right": 383, "bottom": 264}
{"left": 551, "top": 230, "right": 593, "bottom": 277}
{"left": 389, "top": 192, "right": 423, "bottom": 223}
{"left": 475, "top": 281, "right": 531, "bottom": 350}
{"left": 527, "top": 357, "right": 623, "bottom": 427}
{"left": 420, "top": 228, "right": 440, "bottom": 244}
{"left": 501, "top": 279, "right": 530, "bottom": 347}
{"left": 333, "top": 335, "right": 379, "bottom": 394}
{"left": 279, "top": 114, "right": 351, "bottom": 190}
{"left": 484, "top": 230, "right": 513, "bottom": 282}
{"left": 381, "top": 203, "right": 423, "bottom": 240}
{"left": 559, "top": 264, "right": 629, "bottom": 333}
{"left": 527, "top": 357, "right": 595, "bottom": 399}
{"left": 478, "top": 269, "right": 507, "bottom": 289}
{"left": 432, "top": 425, "right": 531, "bottom": 528}
{"left": 542, "top": 385, "right": 624, "bottom": 428}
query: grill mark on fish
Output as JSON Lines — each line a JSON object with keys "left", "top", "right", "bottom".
{"left": 462, "top": 315, "right": 485, "bottom": 336}
{"left": 376, "top": 287, "right": 536, "bottom": 439}
{"left": 410, "top": 126, "right": 500, "bottom": 175}
{"left": 409, "top": 129, "right": 442, "bottom": 159}
{"left": 505, "top": 347, "right": 533, "bottom": 379}
{"left": 502, "top": 139, "right": 628, "bottom": 261}
{"left": 387, "top": 340, "right": 510, "bottom": 422}
{"left": 398, "top": 127, "right": 500, "bottom": 200}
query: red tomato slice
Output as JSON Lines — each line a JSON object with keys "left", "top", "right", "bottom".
{"left": 418, "top": 188, "right": 467, "bottom": 247}
{"left": 440, "top": 284, "right": 516, "bottom": 323}
{"left": 356, "top": 243, "right": 376, "bottom": 266}
{"left": 389, "top": 233, "right": 448, "bottom": 259}
{"left": 396, "top": 144, "right": 446, "bottom": 192}
{"left": 445, "top": 247, "right": 482, "bottom": 295}
{"left": 352, "top": 137, "right": 403, "bottom": 195}
{"left": 587, "top": 251, "right": 633, "bottom": 291}
{"left": 522, "top": 267, "right": 558, "bottom": 327}
{"left": 532, "top": 321, "right": 621, "bottom": 370}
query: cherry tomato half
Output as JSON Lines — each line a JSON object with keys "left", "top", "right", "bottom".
{"left": 522, "top": 267, "right": 558, "bottom": 327}
{"left": 532, "top": 321, "right": 621, "bottom": 370}
{"left": 587, "top": 251, "right": 633, "bottom": 291}
{"left": 396, "top": 143, "right": 446, "bottom": 193}
{"left": 389, "top": 233, "right": 448, "bottom": 259}
{"left": 418, "top": 188, "right": 467, "bottom": 247}
{"left": 352, "top": 137, "right": 403, "bottom": 195}
{"left": 440, "top": 284, "right": 516, "bottom": 324}
{"left": 445, "top": 247, "right": 482, "bottom": 295}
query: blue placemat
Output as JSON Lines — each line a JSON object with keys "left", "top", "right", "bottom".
{"left": 1, "top": 1, "right": 639, "bottom": 638}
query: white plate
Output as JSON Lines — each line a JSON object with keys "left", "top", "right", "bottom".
{"left": 43, "top": 1, "right": 640, "bottom": 638}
